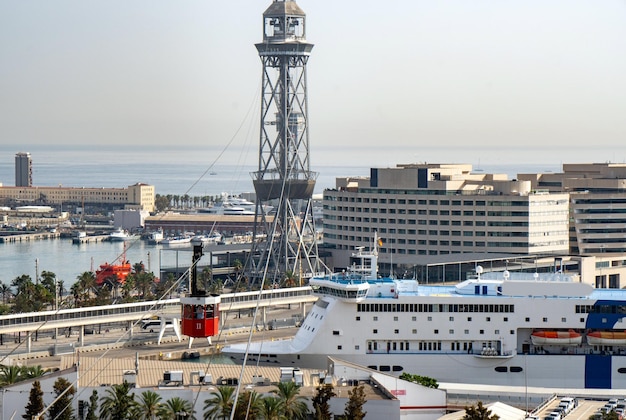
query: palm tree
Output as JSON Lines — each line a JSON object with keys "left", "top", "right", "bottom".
{"left": 0, "top": 280, "right": 13, "bottom": 304}
{"left": 159, "top": 396, "right": 196, "bottom": 420}
{"left": 204, "top": 385, "right": 235, "bottom": 420}
{"left": 259, "top": 396, "right": 286, "bottom": 420}
{"left": 0, "top": 364, "right": 24, "bottom": 385}
{"left": 99, "top": 381, "right": 136, "bottom": 420}
{"left": 132, "top": 390, "right": 163, "bottom": 420}
{"left": 234, "top": 390, "right": 263, "bottom": 419}
{"left": 23, "top": 365, "right": 47, "bottom": 379}
{"left": 273, "top": 381, "right": 309, "bottom": 419}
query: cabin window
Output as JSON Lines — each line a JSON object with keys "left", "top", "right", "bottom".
{"left": 495, "top": 330, "right": 500, "bottom": 335}
{"left": 434, "top": 329, "right": 439, "bottom": 334}
{"left": 333, "top": 330, "right": 341, "bottom": 336}
{"left": 525, "top": 317, "right": 530, "bottom": 322}
{"left": 510, "top": 366, "right": 523, "bottom": 373}
{"left": 356, "top": 316, "right": 360, "bottom": 321}
{"left": 480, "top": 330, "right": 484, "bottom": 334}
{"left": 486, "top": 317, "right": 491, "bottom": 322}
{"left": 394, "top": 316, "right": 398, "bottom": 321}
{"left": 561, "top": 317, "right": 566, "bottom": 322}
{"left": 543, "top": 317, "right": 548, "bottom": 322}
{"left": 449, "top": 316, "right": 454, "bottom": 321}
{"left": 373, "top": 316, "right": 378, "bottom": 321}
{"left": 464, "top": 330, "right": 469, "bottom": 334}
{"left": 394, "top": 329, "right": 399, "bottom": 334}
{"left": 337, "top": 345, "right": 342, "bottom": 350}
{"left": 379, "top": 365, "right": 391, "bottom": 372}
{"left": 355, "top": 345, "right": 359, "bottom": 350}
{"left": 504, "top": 317, "right": 508, "bottom": 322}
{"left": 467, "top": 317, "right": 472, "bottom": 321}
{"left": 412, "top": 329, "right": 417, "bottom": 334}
{"left": 495, "top": 367, "right": 508, "bottom": 373}
{"left": 412, "top": 316, "right": 417, "bottom": 321}
{"left": 510, "top": 330, "right": 514, "bottom": 334}
{"left": 449, "top": 329, "right": 454, "bottom": 334}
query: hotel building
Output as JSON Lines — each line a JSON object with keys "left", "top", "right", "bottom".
{"left": 322, "top": 163, "right": 570, "bottom": 269}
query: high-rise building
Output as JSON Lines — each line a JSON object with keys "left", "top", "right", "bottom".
{"left": 15, "top": 152, "right": 32, "bottom": 187}
{"left": 247, "top": 0, "right": 321, "bottom": 284}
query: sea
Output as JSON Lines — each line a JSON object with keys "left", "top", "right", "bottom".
{"left": 0, "top": 144, "right": 561, "bottom": 287}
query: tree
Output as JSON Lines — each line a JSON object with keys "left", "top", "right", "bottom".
{"left": 399, "top": 372, "right": 439, "bottom": 388}
{"left": 0, "top": 364, "right": 24, "bottom": 385}
{"left": 258, "top": 396, "right": 285, "bottom": 420}
{"left": 311, "top": 384, "right": 335, "bottom": 420}
{"left": 204, "top": 385, "right": 235, "bottom": 419}
{"left": 155, "top": 194, "right": 171, "bottom": 213}
{"left": 99, "top": 381, "right": 136, "bottom": 420}
{"left": 234, "top": 390, "right": 263, "bottom": 420}
{"left": 343, "top": 384, "right": 367, "bottom": 420}
{"left": 132, "top": 390, "right": 163, "bottom": 420}
{"left": 594, "top": 411, "right": 621, "bottom": 420}
{"left": 273, "top": 381, "right": 308, "bottom": 420}
{"left": 0, "top": 280, "right": 13, "bottom": 304}
{"left": 23, "top": 380, "right": 44, "bottom": 420}
{"left": 85, "top": 389, "right": 99, "bottom": 420}
{"left": 462, "top": 401, "right": 500, "bottom": 420}
{"left": 49, "top": 377, "right": 76, "bottom": 420}
{"left": 159, "top": 396, "right": 195, "bottom": 420}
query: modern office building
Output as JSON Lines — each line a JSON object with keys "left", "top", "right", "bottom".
{"left": 323, "top": 163, "right": 570, "bottom": 269}
{"left": 519, "top": 163, "right": 626, "bottom": 255}
{"left": 15, "top": 152, "right": 32, "bottom": 187}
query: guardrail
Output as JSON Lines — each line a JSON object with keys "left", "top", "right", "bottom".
{"left": 0, "top": 286, "right": 315, "bottom": 335}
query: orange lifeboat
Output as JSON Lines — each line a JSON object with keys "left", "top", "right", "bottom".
{"left": 531, "top": 329, "right": 582, "bottom": 346}
{"left": 587, "top": 331, "right": 626, "bottom": 346}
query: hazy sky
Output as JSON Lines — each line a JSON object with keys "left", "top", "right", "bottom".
{"left": 1, "top": 0, "right": 625, "bottom": 166}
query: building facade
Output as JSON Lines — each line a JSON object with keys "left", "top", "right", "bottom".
{"left": 323, "top": 163, "right": 570, "bottom": 269}
{"left": 0, "top": 182, "right": 155, "bottom": 212}
{"left": 14, "top": 152, "right": 32, "bottom": 187}
{"left": 519, "top": 163, "right": 626, "bottom": 255}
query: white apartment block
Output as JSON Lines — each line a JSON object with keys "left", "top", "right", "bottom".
{"left": 323, "top": 163, "right": 570, "bottom": 268}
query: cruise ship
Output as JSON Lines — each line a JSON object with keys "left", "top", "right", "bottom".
{"left": 224, "top": 239, "right": 626, "bottom": 389}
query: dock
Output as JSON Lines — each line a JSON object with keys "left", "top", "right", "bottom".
{"left": 0, "top": 232, "right": 61, "bottom": 243}
{"left": 72, "top": 234, "right": 109, "bottom": 244}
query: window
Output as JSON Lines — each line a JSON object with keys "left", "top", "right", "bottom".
{"left": 373, "top": 329, "right": 378, "bottom": 334}
{"left": 338, "top": 345, "right": 342, "bottom": 350}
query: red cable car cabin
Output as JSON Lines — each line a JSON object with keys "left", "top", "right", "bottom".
{"left": 180, "top": 295, "right": 220, "bottom": 338}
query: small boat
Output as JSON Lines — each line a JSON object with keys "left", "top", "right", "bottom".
{"left": 147, "top": 229, "right": 164, "bottom": 244}
{"left": 191, "top": 232, "right": 223, "bottom": 246}
{"left": 108, "top": 228, "right": 137, "bottom": 242}
{"left": 587, "top": 331, "right": 626, "bottom": 346}
{"left": 531, "top": 329, "right": 582, "bottom": 346}
{"left": 161, "top": 234, "right": 193, "bottom": 246}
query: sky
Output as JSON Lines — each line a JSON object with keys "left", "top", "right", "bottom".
{"left": 1, "top": 0, "right": 626, "bottom": 167}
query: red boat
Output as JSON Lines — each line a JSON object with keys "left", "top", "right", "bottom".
{"left": 95, "top": 246, "right": 132, "bottom": 286}
{"left": 531, "top": 329, "right": 582, "bottom": 346}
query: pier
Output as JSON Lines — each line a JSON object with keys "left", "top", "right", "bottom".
{"left": 0, "top": 231, "right": 61, "bottom": 243}
{"left": 71, "top": 234, "right": 109, "bottom": 244}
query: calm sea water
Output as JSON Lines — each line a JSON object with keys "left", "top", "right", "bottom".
{"left": 0, "top": 144, "right": 561, "bottom": 286}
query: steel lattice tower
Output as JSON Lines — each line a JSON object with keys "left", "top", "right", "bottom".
{"left": 247, "top": 0, "right": 321, "bottom": 285}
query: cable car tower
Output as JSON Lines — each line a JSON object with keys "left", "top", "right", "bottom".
{"left": 180, "top": 245, "right": 220, "bottom": 347}
{"left": 248, "top": 0, "right": 322, "bottom": 285}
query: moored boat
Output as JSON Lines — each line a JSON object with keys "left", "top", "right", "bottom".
{"left": 223, "top": 235, "right": 626, "bottom": 390}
